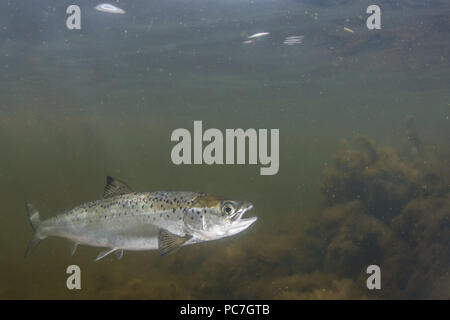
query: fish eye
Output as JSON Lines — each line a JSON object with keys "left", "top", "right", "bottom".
{"left": 222, "top": 202, "right": 236, "bottom": 216}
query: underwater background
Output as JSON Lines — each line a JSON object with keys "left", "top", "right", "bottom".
{"left": 0, "top": 0, "right": 449, "bottom": 299}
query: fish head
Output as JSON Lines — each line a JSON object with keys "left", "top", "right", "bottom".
{"left": 184, "top": 195, "right": 257, "bottom": 241}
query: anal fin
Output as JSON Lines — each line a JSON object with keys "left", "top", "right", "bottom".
{"left": 115, "top": 249, "right": 124, "bottom": 260}
{"left": 158, "top": 229, "right": 192, "bottom": 256}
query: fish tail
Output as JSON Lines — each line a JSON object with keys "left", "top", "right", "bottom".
{"left": 25, "top": 203, "right": 45, "bottom": 258}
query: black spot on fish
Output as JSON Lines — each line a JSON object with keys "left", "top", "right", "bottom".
{"left": 173, "top": 208, "right": 176, "bottom": 213}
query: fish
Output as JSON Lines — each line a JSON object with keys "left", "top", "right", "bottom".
{"left": 25, "top": 177, "right": 257, "bottom": 261}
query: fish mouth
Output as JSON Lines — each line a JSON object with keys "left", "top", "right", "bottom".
{"left": 231, "top": 202, "right": 257, "bottom": 226}
{"left": 190, "top": 201, "right": 257, "bottom": 240}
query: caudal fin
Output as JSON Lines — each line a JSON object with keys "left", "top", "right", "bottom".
{"left": 25, "top": 203, "right": 43, "bottom": 258}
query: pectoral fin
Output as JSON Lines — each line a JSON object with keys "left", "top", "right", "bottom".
{"left": 95, "top": 248, "right": 118, "bottom": 261}
{"left": 158, "top": 229, "right": 192, "bottom": 256}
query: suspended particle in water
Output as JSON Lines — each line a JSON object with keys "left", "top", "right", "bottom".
{"left": 343, "top": 27, "right": 355, "bottom": 34}
{"left": 95, "top": 3, "right": 126, "bottom": 14}
{"left": 248, "top": 32, "right": 270, "bottom": 39}
{"left": 243, "top": 32, "right": 269, "bottom": 45}
{"left": 283, "top": 35, "right": 304, "bottom": 46}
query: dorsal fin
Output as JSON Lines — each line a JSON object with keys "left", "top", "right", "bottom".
{"left": 103, "top": 176, "right": 133, "bottom": 199}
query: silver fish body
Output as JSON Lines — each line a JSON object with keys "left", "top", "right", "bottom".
{"left": 25, "top": 177, "right": 257, "bottom": 260}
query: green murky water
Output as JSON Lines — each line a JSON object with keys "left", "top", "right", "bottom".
{"left": 0, "top": 0, "right": 449, "bottom": 299}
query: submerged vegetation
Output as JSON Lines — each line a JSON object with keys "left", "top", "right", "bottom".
{"left": 296, "top": 121, "right": 449, "bottom": 299}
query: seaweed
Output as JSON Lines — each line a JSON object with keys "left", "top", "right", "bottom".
{"left": 310, "top": 126, "right": 450, "bottom": 298}
{"left": 321, "top": 135, "right": 421, "bottom": 221}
